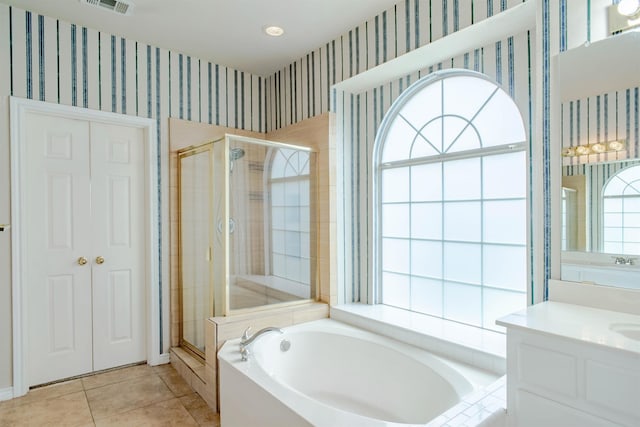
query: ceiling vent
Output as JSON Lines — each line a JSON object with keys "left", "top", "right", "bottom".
{"left": 81, "top": 0, "right": 134, "bottom": 16}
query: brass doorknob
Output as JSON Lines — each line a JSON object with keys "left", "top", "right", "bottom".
{"left": 77, "top": 257, "right": 88, "bottom": 266}
{"left": 95, "top": 256, "right": 105, "bottom": 265}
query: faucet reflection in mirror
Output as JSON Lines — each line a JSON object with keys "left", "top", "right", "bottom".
{"left": 613, "top": 256, "right": 636, "bottom": 265}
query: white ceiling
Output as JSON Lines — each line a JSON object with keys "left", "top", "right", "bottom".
{"left": 1, "top": 0, "right": 401, "bottom": 76}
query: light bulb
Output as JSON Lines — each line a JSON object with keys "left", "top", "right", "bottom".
{"left": 591, "top": 143, "right": 606, "bottom": 153}
{"left": 608, "top": 140, "right": 625, "bottom": 151}
{"left": 575, "top": 145, "right": 591, "bottom": 155}
{"left": 562, "top": 147, "right": 576, "bottom": 157}
{"left": 617, "top": 0, "right": 640, "bottom": 17}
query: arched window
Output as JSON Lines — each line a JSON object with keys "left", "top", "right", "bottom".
{"left": 269, "top": 148, "right": 311, "bottom": 285}
{"left": 375, "top": 70, "right": 527, "bottom": 332}
{"left": 603, "top": 164, "right": 640, "bottom": 255}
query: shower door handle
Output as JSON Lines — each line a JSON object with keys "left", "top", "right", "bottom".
{"left": 217, "top": 218, "right": 236, "bottom": 234}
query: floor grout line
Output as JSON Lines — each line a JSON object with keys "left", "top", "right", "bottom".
{"left": 85, "top": 388, "right": 97, "bottom": 426}
{"left": 2, "top": 364, "right": 219, "bottom": 427}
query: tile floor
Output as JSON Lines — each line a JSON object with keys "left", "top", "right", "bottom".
{"left": 0, "top": 363, "right": 219, "bottom": 427}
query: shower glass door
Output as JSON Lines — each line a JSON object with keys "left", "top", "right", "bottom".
{"left": 178, "top": 145, "right": 213, "bottom": 356}
{"left": 214, "top": 135, "right": 318, "bottom": 313}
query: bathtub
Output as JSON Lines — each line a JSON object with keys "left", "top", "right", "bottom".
{"left": 218, "top": 319, "right": 499, "bottom": 427}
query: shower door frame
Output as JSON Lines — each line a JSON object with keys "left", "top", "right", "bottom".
{"left": 177, "top": 141, "right": 216, "bottom": 359}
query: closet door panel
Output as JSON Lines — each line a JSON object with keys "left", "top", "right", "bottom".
{"left": 25, "top": 113, "right": 93, "bottom": 386}
{"left": 90, "top": 122, "right": 146, "bottom": 370}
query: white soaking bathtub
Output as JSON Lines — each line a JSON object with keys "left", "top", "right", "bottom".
{"left": 218, "top": 319, "right": 499, "bottom": 427}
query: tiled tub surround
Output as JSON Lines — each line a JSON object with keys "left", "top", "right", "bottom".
{"left": 498, "top": 301, "right": 640, "bottom": 427}
{"left": 219, "top": 318, "right": 507, "bottom": 427}
{"left": 170, "top": 302, "right": 329, "bottom": 413}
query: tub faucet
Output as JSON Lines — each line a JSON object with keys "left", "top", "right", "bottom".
{"left": 613, "top": 256, "right": 636, "bottom": 265}
{"left": 239, "top": 326, "right": 283, "bottom": 361}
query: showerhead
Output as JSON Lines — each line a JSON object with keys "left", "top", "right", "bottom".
{"left": 230, "top": 148, "right": 245, "bottom": 161}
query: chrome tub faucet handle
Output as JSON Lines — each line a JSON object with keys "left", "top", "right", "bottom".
{"left": 239, "top": 326, "right": 283, "bottom": 361}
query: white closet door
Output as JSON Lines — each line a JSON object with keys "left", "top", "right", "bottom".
{"left": 25, "top": 113, "right": 94, "bottom": 386}
{"left": 90, "top": 122, "right": 146, "bottom": 370}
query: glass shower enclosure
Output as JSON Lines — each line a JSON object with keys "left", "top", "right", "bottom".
{"left": 178, "top": 135, "right": 317, "bottom": 356}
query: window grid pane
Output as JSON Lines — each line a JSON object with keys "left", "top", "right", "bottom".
{"left": 380, "top": 154, "right": 527, "bottom": 329}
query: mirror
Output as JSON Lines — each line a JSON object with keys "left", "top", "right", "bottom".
{"left": 562, "top": 159, "right": 640, "bottom": 253}
{"left": 557, "top": 31, "right": 640, "bottom": 287}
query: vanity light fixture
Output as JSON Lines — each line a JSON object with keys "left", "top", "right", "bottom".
{"left": 264, "top": 26, "right": 285, "bottom": 37}
{"left": 609, "top": 0, "right": 640, "bottom": 34}
{"left": 562, "top": 140, "right": 626, "bottom": 157}
{"left": 618, "top": 0, "right": 640, "bottom": 17}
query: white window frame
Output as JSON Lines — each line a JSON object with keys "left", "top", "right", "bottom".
{"left": 372, "top": 69, "right": 528, "bottom": 330}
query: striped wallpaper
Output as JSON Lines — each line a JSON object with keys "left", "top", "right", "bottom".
{"left": 264, "top": 0, "right": 527, "bottom": 132}
{"left": 0, "top": 4, "right": 267, "bottom": 132}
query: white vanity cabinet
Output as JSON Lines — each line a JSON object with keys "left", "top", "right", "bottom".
{"left": 497, "top": 302, "right": 640, "bottom": 427}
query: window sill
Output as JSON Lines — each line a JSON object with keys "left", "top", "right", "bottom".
{"left": 330, "top": 304, "right": 506, "bottom": 374}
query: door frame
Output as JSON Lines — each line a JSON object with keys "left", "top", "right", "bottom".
{"left": 10, "top": 97, "right": 168, "bottom": 396}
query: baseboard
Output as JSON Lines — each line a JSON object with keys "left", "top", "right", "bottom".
{"left": 148, "top": 352, "right": 171, "bottom": 366}
{"left": 0, "top": 387, "right": 13, "bottom": 401}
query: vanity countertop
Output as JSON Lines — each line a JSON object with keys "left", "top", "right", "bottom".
{"left": 496, "top": 301, "right": 640, "bottom": 356}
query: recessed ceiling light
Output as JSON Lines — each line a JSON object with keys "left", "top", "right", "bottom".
{"left": 264, "top": 26, "right": 285, "bottom": 37}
